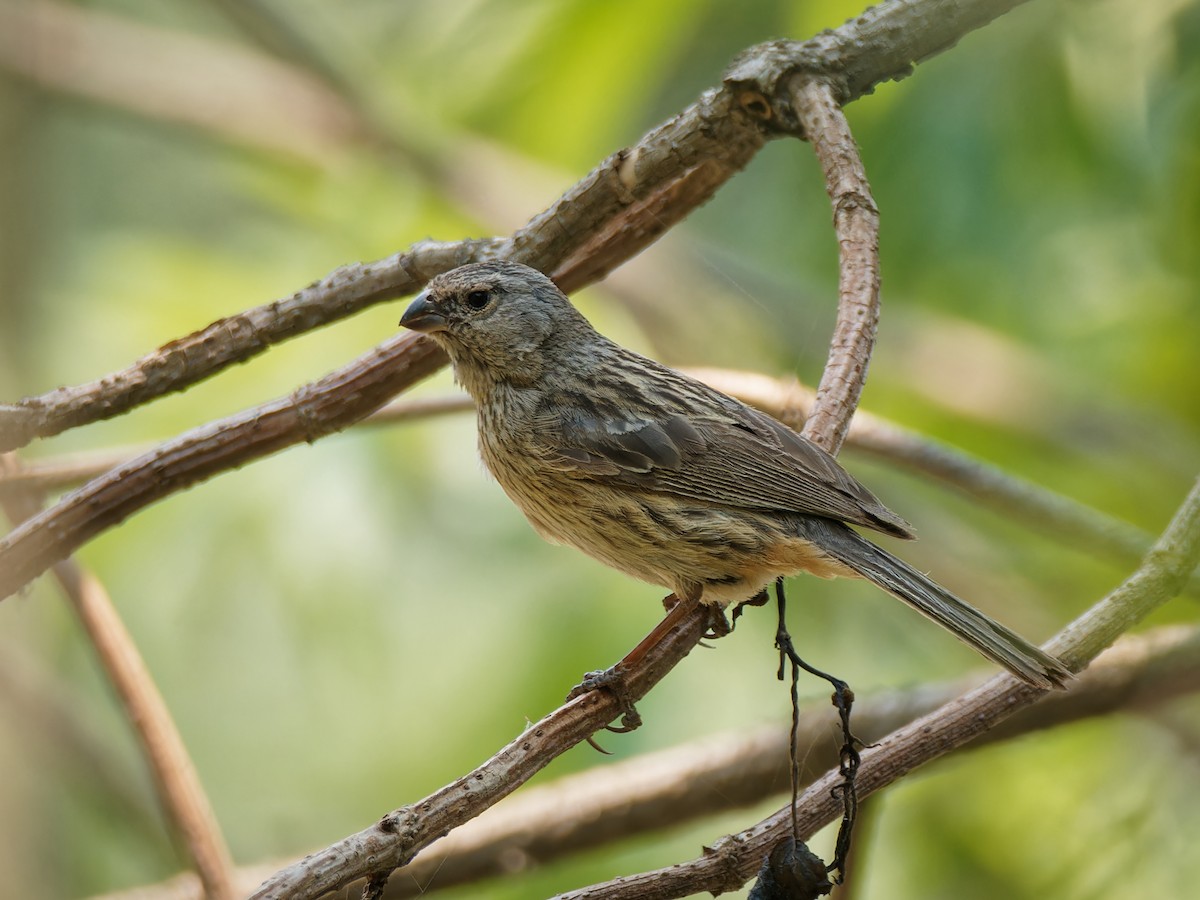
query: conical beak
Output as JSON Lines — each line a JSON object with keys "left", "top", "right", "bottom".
{"left": 399, "top": 292, "right": 448, "bottom": 333}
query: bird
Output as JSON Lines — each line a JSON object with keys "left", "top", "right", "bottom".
{"left": 399, "top": 260, "right": 1071, "bottom": 690}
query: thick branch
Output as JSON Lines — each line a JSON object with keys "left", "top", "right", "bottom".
{"left": 723, "top": 0, "right": 1034, "bottom": 113}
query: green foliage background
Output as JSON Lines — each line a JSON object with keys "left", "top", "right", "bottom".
{"left": 1, "top": 1, "right": 1197, "bottom": 897}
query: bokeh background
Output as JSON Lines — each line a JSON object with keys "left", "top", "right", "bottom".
{"left": 1, "top": 0, "right": 1198, "bottom": 897}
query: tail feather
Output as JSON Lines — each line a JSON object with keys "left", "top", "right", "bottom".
{"left": 805, "top": 519, "right": 1072, "bottom": 690}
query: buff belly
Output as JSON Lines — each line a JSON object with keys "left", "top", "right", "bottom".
{"left": 491, "top": 466, "right": 856, "bottom": 606}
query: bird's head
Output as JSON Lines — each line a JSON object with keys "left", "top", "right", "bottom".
{"left": 400, "top": 261, "right": 590, "bottom": 395}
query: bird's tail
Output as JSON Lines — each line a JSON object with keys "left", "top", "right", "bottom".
{"left": 804, "top": 519, "right": 1072, "bottom": 690}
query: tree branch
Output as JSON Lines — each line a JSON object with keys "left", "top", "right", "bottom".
{"left": 249, "top": 600, "right": 712, "bottom": 899}
{"left": 792, "top": 80, "right": 880, "bottom": 454}
{"left": 0, "top": 0, "right": 1037, "bottom": 453}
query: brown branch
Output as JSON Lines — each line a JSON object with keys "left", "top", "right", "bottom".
{"left": 0, "top": 460, "right": 235, "bottom": 900}
{"left": 556, "top": 476, "right": 1200, "bottom": 899}
{"left": 0, "top": 0, "right": 1036, "bottom": 453}
{"left": 0, "top": 239, "right": 495, "bottom": 453}
{"left": 249, "top": 597, "right": 712, "bottom": 899}
{"left": 93, "top": 625, "right": 1200, "bottom": 900}
{"left": 0, "top": 334, "right": 446, "bottom": 601}
{"left": 792, "top": 80, "right": 880, "bottom": 455}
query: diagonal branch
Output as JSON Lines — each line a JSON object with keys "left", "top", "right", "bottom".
{"left": 0, "top": 459, "right": 236, "bottom": 900}
{"left": 0, "top": 0, "right": 1036, "bottom": 453}
{"left": 249, "top": 600, "right": 712, "bottom": 899}
{"left": 793, "top": 80, "right": 880, "bottom": 454}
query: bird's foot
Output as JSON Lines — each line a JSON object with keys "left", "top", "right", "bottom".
{"left": 729, "top": 587, "right": 771, "bottom": 632}
{"left": 701, "top": 606, "right": 732, "bottom": 641}
{"left": 567, "top": 665, "right": 643, "bottom": 734}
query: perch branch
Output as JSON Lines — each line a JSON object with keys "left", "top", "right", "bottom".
{"left": 248, "top": 600, "right": 712, "bottom": 899}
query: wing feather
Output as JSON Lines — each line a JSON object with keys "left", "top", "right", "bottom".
{"left": 533, "top": 377, "right": 914, "bottom": 540}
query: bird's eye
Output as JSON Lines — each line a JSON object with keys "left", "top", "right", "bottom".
{"left": 465, "top": 289, "right": 491, "bottom": 310}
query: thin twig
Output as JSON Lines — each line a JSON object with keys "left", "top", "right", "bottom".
{"left": 0, "top": 334, "right": 447, "bottom": 601}
{"left": 0, "top": 459, "right": 236, "bottom": 900}
{"left": 0, "top": 396, "right": 474, "bottom": 495}
{"left": 0, "top": 239, "right": 495, "bottom": 453}
{"left": 555, "top": 477, "right": 1200, "bottom": 899}
{"left": 792, "top": 79, "right": 880, "bottom": 455}
{"left": 95, "top": 625, "right": 1200, "bottom": 900}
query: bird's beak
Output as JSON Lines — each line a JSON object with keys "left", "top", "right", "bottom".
{"left": 399, "top": 292, "right": 448, "bottom": 333}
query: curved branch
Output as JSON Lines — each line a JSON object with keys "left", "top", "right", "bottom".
{"left": 792, "top": 79, "right": 880, "bottom": 454}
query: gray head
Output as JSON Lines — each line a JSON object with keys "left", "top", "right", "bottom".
{"left": 400, "top": 261, "right": 593, "bottom": 394}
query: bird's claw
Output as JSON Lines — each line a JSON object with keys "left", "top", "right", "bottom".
{"left": 730, "top": 588, "right": 771, "bottom": 631}
{"left": 701, "top": 606, "right": 732, "bottom": 641}
{"left": 567, "top": 665, "right": 643, "bottom": 733}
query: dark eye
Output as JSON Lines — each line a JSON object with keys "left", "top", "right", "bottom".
{"left": 465, "top": 289, "right": 491, "bottom": 310}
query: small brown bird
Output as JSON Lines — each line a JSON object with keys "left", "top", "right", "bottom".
{"left": 400, "top": 261, "right": 1070, "bottom": 689}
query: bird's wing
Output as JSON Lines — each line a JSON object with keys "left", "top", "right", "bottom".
{"left": 533, "top": 384, "right": 914, "bottom": 540}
